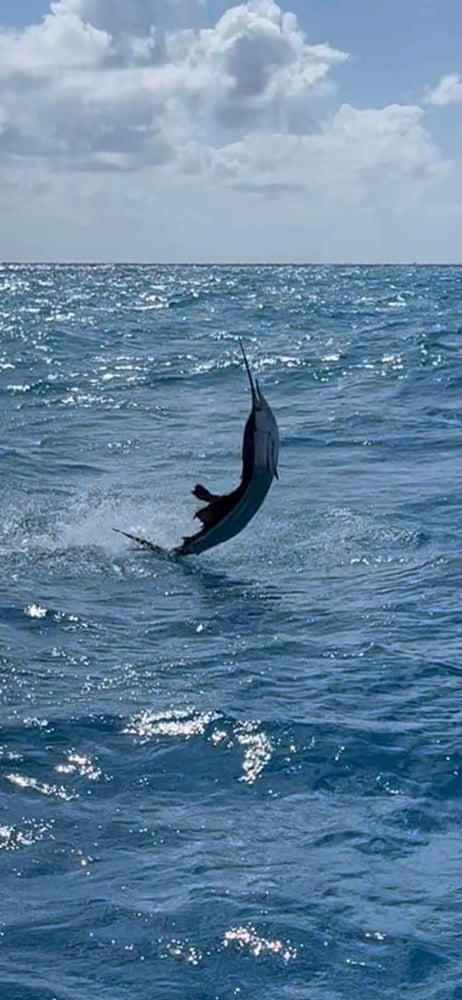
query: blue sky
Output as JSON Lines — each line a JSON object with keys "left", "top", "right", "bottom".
{"left": 0, "top": 0, "right": 461, "bottom": 261}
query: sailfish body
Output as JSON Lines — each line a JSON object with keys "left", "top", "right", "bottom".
{"left": 174, "top": 344, "right": 279, "bottom": 556}
{"left": 114, "top": 343, "right": 279, "bottom": 558}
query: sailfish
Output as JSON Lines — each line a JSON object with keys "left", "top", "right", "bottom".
{"left": 115, "top": 341, "right": 279, "bottom": 557}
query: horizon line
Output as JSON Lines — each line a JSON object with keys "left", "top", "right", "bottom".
{"left": 1, "top": 260, "right": 462, "bottom": 268}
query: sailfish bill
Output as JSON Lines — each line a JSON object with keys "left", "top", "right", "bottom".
{"left": 114, "top": 341, "right": 279, "bottom": 557}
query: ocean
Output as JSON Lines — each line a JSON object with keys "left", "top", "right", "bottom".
{"left": 1, "top": 263, "right": 462, "bottom": 1000}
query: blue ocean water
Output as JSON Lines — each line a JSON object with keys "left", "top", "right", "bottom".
{"left": 1, "top": 263, "right": 462, "bottom": 1000}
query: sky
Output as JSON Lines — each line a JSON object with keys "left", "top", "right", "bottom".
{"left": 0, "top": 0, "right": 461, "bottom": 262}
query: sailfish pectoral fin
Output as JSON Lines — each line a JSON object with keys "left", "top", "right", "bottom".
{"left": 192, "top": 483, "right": 220, "bottom": 503}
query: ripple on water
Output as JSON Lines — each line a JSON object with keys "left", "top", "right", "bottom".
{"left": 123, "top": 708, "right": 274, "bottom": 786}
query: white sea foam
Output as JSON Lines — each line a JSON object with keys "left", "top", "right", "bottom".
{"left": 0, "top": 492, "right": 189, "bottom": 558}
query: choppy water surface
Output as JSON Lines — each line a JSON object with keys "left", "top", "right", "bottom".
{"left": 1, "top": 263, "right": 462, "bottom": 999}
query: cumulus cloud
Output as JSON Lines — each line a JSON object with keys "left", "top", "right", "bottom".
{"left": 54, "top": 0, "right": 161, "bottom": 35}
{"left": 0, "top": 0, "right": 347, "bottom": 170}
{"left": 425, "top": 73, "right": 462, "bottom": 107}
{"left": 0, "top": 0, "right": 452, "bottom": 260}
{"left": 189, "top": 1, "right": 348, "bottom": 130}
{"left": 0, "top": 11, "right": 112, "bottom": 76}
{"left": 52, "top": 0, "right": 205, "bottom": 39}
{"left": 190, "top": 103, "right": 449, "bottom": 203}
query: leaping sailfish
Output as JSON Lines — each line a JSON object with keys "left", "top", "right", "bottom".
{"left": 114, "top": 341, "right": 279, "bottom": 557}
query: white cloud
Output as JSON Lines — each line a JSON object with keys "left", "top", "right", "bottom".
{"left": 0, "top": 0, "right": 454, "bottom": 261}
{"left": 195, "top": 103, "right": 449, "bottom": 204}
{"left": 51, "top": 0, "right": 204, "bottom": 37}
{"left": 0, "top": 11, "right": 113, "bottom": 76}
{"left": 425, "top": 73, "right": 462, "bottom": 107}
{"left": 186, "top": 0, "right": 348, "bottom": 130}
{"left": 0, "top": 0, "right": 347, "bottom": 169}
